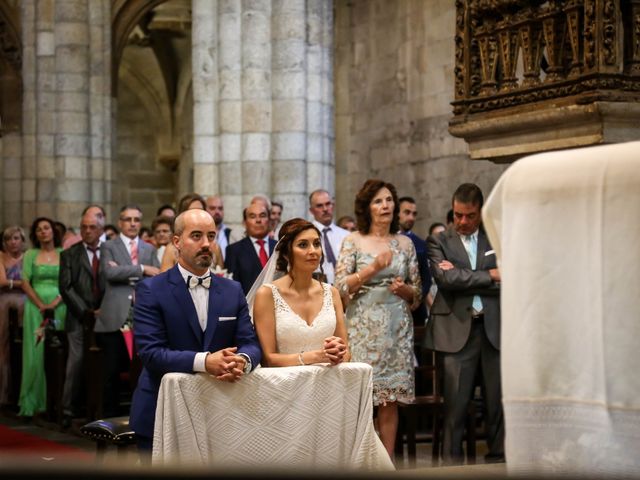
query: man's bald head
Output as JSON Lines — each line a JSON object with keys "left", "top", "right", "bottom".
{"left": 173, "top": 209, "right": 216, "bottom": 237}
{"left": 173, "top": 209, "right": 218, "bottom": 275}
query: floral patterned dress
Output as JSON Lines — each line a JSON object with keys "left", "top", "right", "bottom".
{"left": 335, "top": 234, "right": 421, "bottom": 405}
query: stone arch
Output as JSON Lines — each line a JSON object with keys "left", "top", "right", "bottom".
{"left": 112, "top": 0, "right": 168, "bottom": 96}
{"left": 112, "top": 0, "right": 193, "bottom": 215}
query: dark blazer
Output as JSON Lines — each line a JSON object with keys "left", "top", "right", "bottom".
{"left": 59, "top": 242, "right": 105, "bottom": 332}
{"left": 224, "top": 236, "right": 277, "bottom": 294}
{"left": 129, "top": 265, "right": 262, "bottom": 439}
{"left": 425, "top": 226, "right": 500, "bottom": 352}
{"left": 402, "top": 231, "right": 431, "bottom": 324}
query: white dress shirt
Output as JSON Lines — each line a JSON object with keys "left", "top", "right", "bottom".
{"left": 311, "top": 220, "right": 349, "bottom": 285}
{"left": 177, "top": 263, "right": 251, "bottom": 374}
{"left": 249, "top": 235, "right": 270, "bottom": 258}
{"left": 119, "top": 232, "right": 145, "bottom": 274}
{"left": 177, "top": 263, "right": 211, "bottom": 372}
{"left": 84, "top": 241, "right": 101, "bottom": 264}
{"left": 216, "top": 223, "right": 230, "bottom": 260}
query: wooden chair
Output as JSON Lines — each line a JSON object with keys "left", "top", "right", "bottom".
{"left": 396, "top": 326, "right": 476, "bottom": 466}
{"left": 8, "top": 306, "right": 22, "bottom": 407}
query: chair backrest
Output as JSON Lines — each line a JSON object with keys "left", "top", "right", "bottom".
{"left": 413, "top": 326, "right": 442, "bottom": 398}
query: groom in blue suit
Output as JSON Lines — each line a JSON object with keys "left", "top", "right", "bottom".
{"left": 130, "top": 209, "right": 262, "bottom": 450}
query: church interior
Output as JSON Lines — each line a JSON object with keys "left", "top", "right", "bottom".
{"left": 2, "top": 0, "right": 640, "bottom": 476}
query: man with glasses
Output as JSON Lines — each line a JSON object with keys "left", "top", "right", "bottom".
{"left": 97, "top": 205, "right": 160, "bottom": 417}
{"left": 308, "top": 189, "right": 348, "bottom": 284}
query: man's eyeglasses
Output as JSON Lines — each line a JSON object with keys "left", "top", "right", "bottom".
{"left": 120, "top": 217, "right": 141, "bottom": 223}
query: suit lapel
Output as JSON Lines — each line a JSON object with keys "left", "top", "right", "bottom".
{"left": 244, "top": 237, "right": 261, "bottom": 269}
{"left": 138, "top": 241, "right": 152, "bottom": 265}
{"left": 76, "top": 243, "right": 93, "bottom": 276}
{"left": 115, "top": 237, "right": 133, "bottom": 265}
{"left": 168, "top": 266, "right": 203, "bottom": 342}
{"left": 476, "top": 229, "right": 489, "bottom": 270}
{"left": 447, "top": 229, "right": 471, "bottom": 269}
{"left": 203, "top": 276, "right": 222, "bottom": 348}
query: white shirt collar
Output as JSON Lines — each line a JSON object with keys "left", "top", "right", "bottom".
{"left": 459, "top": 229, "right": 479, "bottom": 241}
{"left": 84, "top": 240, "right": 101, "bottom": 250}
{"left": 312, "top": 219, "right": 336, "bottom": 232}
{"left": 177, "top": 263, "right": 210, "bottom": 283}
{"left": 120, "top": 233, "right": 138, "bottom": 245}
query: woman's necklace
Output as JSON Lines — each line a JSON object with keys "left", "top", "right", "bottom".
{"left": 41, "top": 248, "right": 55, "bottom": 263}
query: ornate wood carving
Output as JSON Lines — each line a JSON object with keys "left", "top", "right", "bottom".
{"left": 452, "top": 0, "right": 637, "bottom": 115}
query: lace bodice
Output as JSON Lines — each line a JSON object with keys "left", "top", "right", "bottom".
{"left": 266, "top": 282, "right": 336, "bottom": 354}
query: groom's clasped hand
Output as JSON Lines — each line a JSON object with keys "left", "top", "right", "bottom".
{"left": 323, "top": 336, "right": 348, "bottom": 365}
{"left": 205, "top": 347, "right": 247, "bottom": 382}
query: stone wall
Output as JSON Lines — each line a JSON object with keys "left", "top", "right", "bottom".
{"left": 114, "top": 83, "right": 175, "bottom": 223}
{"left": 334, "top": 0, "right": 508, "bottom": 237}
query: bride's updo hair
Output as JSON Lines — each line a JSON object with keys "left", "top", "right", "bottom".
{"left": 275, "top": 218, "right": 324, "bottom": 274}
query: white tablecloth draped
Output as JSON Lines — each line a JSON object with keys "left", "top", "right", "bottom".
{"left": 483, "top": 141, "right": 640, "bottom": 476}
{"left": 152, "top": 362, "right": 393, "bottom": 470}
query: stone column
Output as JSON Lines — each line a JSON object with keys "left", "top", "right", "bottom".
{"left": 192, "top": 0, "right": 334, "bottom": 222}
{"left": 20, "top": 0, "right": 111, "bottom": 227}
{"left": 1, "top": 134, "right": 23, "bottom": 227}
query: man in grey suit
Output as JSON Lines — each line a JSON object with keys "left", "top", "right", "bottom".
{"left": 425, "top": 183, "right": 504, "bottom": 464}
{"left": 97, "top": 205, "right": 160, "bottom": 417}
{"left": 59, "top": 206, "right": 106, "bottom": 426}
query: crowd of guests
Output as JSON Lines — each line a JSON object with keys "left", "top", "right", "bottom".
{"left": 0, "top": 179, "right": 502, "bottom": 466}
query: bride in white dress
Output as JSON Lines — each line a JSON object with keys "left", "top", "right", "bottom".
{"left": 250, "top": 218, "right": 393, "bottom": 469}
{"left": 252, "top": 218, "right": 349, "bottom": 366}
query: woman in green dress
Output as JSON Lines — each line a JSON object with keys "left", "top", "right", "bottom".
{"left": 19, "top": 217, "right": 66, "bottom": 417}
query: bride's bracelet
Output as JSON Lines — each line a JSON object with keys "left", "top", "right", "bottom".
{"left": 298, "top": 351, "right": 305, "bottom": 366}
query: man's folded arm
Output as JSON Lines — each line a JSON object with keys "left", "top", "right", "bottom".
{"left": 427, "top": 235, "right": 494, "bottom": 292}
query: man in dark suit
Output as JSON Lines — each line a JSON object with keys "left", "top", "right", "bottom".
{"left": 225, "top": 201, "right": 276, "bottom": 294}
{"left": 130, "top": 209, "right": 261, "bottom": 451}
{"left": 97, "top": 204, "right": 160, "bottom": 417}
{"left": 425, "top": 183, "right": 503, "bottom": 464}
{"left": 59, "top": 206, "right": 106, "bottom": 426}
{"left": 398, "top": 196, "right": 431, "bottom": 325}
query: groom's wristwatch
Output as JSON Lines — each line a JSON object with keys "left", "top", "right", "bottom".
{"left": 238, "top": 353, "right": 252, "bottom": 374}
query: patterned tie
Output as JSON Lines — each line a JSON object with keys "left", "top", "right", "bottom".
{"left": 88, "top": 245, "right": 100, "bottom": 304}
{"left": 257, "top": 239, "right": 268, "bottom": 268}
{"left": 323, "top": 227, "right": 337, "bottom": 268}
{"left": 130, "top": 239, "right": 139, "bottom": 265}
{"left": 465, "top": 234, "right": 483, "bottom": 312}
{"left": 187, "top": 275, "right": 212, "bottom": 289}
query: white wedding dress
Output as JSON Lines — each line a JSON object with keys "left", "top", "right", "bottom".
{"left": 267, "top": 282, "right": 336, "bottom": 354}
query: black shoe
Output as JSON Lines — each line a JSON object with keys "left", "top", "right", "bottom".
{"left": 61, "top": 415, "right": 72, "bottom": 429}
{"left": 484, "top": 453, "right": 506, "bottom": 464}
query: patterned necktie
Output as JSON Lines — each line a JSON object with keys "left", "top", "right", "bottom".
{"left": 187, "top": 275, "right": 212, "bottom": 289}
{"left": 257, "top": 239, "right": 268, "bottom": 268}
{"left": 323, "top": 227, "right": 337, "bottom": 268}
{"left": 130, "top": 239, "right": 138, "bottom": 265}
{"left": 87, "top": 245, "right": 100, "bottom": 303}
{"left": 465, "top": 234, "right": 483, "bottom": 312}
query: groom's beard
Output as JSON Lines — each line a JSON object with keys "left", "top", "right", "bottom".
{"left": 194, "top": 249, "right": 213, "bottom": 268}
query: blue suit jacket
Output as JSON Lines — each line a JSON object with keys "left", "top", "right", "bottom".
{"left": 129, "top": 265, "right": 262, "bottom": 439}
{"left": 402, "top": 231, "right": 431, "bottom": 324}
